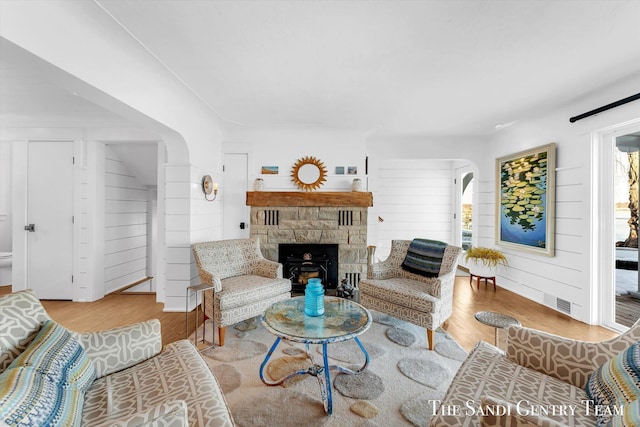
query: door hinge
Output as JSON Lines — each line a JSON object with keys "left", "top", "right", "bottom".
{"left": 454, "top": 178, "right": 457, "bottom": 184}
{"left": 72, "top": 216, "right": 75, "bottom": 224}
{"left": 454, "top": 213, "right": 457, "bottom": 219}
{"left": 72, "top": 156, "right": 75, "bottom": 165}
{"left": 223, "top": 165, "right": 225, "bottom": 172}
{"left": 71, "top": 275, "right": 74, "bottom": 283}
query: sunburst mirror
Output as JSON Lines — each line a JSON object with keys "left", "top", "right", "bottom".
{"left": 291, "top": 156, "right": 328, "bottom": 191}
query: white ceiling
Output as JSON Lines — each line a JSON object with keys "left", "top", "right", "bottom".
{"left": 0, "top": 46, "right": 128, "bottom": 126}
{"left": 95, "top": 0, "right": 640, "bottom": 135}
{"left": 1, "top": 1, "right": 640, "bottom": 136}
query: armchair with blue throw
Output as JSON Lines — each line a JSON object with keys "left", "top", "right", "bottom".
{"left": 359, "top": 239, "right": 462, "bottom": 350}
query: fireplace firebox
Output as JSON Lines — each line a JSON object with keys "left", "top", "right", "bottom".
{"left": 278, "top": 244, "right": 338, "bottom": 292}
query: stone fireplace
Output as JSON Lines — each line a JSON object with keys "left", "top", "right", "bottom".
{"left": 247, "top": 191, "right": 373, "bottom": 290}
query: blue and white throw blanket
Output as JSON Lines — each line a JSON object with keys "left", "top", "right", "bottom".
{"left": 401, "top": 238, "right": 448, "bottom": 278}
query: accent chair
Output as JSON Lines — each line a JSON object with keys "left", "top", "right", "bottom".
{"left": 192, "top": 238, "right": 291, "bottom": 346}
{"left": 359, "top": 239, "right": 462, "bottom": 350}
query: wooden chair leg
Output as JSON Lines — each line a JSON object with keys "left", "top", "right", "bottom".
{"left": 218, "top": 326, "right": 227, "bottom": 346}
{"left": 427, "top": 328, "right": 435, "bottom": 350}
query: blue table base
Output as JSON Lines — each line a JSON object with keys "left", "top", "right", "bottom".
{"left": 259, "top": 336, "right": 370, "bottom": 415}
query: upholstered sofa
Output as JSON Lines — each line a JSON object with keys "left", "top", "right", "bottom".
{"left": 192, "top": 238, "right": 291, "bottom": 346}
{"left": 430, "top": 319, "right": 640, "bottom": 427}
{"left": 0, "top": 289, "right": 234, "bottom": 426}
{"left": 359, "top": 239, "right": 461, "bottom": 350}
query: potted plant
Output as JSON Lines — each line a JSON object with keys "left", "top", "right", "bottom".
{"left": 465, "top": 246, "right": 508, "bottom": 277}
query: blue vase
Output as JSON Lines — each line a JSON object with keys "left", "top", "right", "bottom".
{"left": 304, "top": 278, "right": 325, "bottom": 316}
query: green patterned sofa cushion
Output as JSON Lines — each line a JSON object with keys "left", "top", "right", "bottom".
{"left": 432, "top": 341, "right": 594, "bottom": 426}
{"left": 586, "top": 341, "right": 640, "bottom": 426}
{"left": 0, "top": 320, "right": 95, "bottom": 427}
{"left": 74, "top": 319, "right": 162, "bottom": 379}
{"left": 0, "top": 289, "right": 51, "bottom": 374}
{"left": 83, "top": 340, "right": 231, "bottom": 426}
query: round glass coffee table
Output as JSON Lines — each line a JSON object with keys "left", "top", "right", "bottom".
{"left": 475, "top": 311, "right": 521, "bottom": 350}
{"left": 260, "top": 296, "right": 372, "bottom": 415}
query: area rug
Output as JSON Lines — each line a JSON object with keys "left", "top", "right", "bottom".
{"left": 192, "top": 311, "right": 467, "bottom": 427}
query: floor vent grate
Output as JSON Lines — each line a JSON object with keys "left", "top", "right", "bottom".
{"left": 556, "top": 298, "right": 571, "bottom": 315}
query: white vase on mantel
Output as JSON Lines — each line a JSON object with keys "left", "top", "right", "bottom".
{"left": 254, "top": 178, "right": 264, "bottom": 191}
{"left": 352, "top": 178, "right": 362, "bottom": 192}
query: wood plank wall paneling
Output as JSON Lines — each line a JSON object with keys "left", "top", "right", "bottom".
{"left": 163, "top": 165, "right": 222, "bottom": 312}
{"left": 76, "top": 165, "right": 93, "bottom": 301}
{"left": 104, "top": 147, "right": 149, "bottom": 294}
{"left": 374, "top": 160, "right": 455, "bottom": 260}
{"left": 490, "top": 158, "right": 591, "bottom": 320}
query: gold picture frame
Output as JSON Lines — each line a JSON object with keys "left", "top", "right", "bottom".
{"left": 496, "top": 143, "right": 556, "bottom": 256}
{"left": 291, "top": 156, "right": 328, "bottom": 191}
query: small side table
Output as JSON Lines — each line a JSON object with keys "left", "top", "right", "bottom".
{"left": 474, "top": 311, "right": 520, "bottom": 350}
{"left": 186, "top": 284, "right": 214, "bottom": 349}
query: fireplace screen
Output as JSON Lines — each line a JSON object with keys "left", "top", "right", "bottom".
{"left": 278, "top": 244, "right": 338, "bottom": 292}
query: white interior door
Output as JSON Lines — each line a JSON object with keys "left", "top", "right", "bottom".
{"left": 223, "top": 153, "right": 249, "bottom": 239}
{"left": 27, "top": 141, "right": 74, "bottom": 299}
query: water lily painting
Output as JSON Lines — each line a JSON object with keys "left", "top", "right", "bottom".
{"left": 496, "top": 143, "right": 556, "bottom": 257}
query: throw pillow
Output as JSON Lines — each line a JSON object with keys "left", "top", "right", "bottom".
{"left": 401, "top": 238, "right": 447, "bottom": 278}
{"left": 610, "top": 399, "right": 640, "bottom": 427}
{"left": 586, "top": 341, "right": 640, "bottom": 427}
{"left": 0, "top": 367, "right": 84, "bottom": 427}
{"left": 0, "top": 320, "right": 95, "bottom": 427}
{"left": 10, "top": 320, "right": 96, "bottom": 392}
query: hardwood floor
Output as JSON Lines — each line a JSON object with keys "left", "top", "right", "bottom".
{"left": 0, "top": 289, "right": 201, "bottom": 347}
{"left": 447, "top": 276, "right": 617, "bottom": 351}
{"left": 3, "top": 276, "right": 618, "bottom": 351}
{"left": 39, "top": 294, "right": 203, "bottom": 347}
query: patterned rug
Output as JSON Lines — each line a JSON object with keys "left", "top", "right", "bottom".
{"left": 193, "top": 311, "right": 466, "bottom": 427}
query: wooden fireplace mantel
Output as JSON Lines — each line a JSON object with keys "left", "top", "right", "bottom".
{"left": 246, "top": 191, "right": 373, "bottom": 207}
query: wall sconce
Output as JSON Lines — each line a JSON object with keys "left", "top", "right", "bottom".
{"left": 202, "top": 175, "right": 219, "bottom": 201}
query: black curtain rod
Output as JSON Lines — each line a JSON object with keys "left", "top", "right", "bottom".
{"left": 569, "top": 92, "right": 640, "bottom": 123}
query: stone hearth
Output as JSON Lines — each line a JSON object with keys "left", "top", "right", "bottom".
{"left": 247, "top": 192, "right": 372, "bottom": 287}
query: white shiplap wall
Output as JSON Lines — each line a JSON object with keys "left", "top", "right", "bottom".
{"left": 483, "top": 87, "right": 640, "bottom": 324}
{"left": 104, "top": 146, "right": 150, "bottom": 294}
{"left": 481, "top": 146, "right": 591, "bottom": 320}
{"left": 372, "top": 159, "right": 455, "bottom": 260}
{"left": 163, "top": 164, "right": 191, "bottom": 312}
{"left": 77, "top": 163, "right": 92, "bottom": 301}
{"left": 161, "top": 163, "right": 222, "bottom": 312}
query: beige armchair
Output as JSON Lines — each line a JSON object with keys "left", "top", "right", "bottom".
{"left": 359, "top": 239, "right": 461, "bottom": 350}
{"left": 192, "top": 238, "right": 291, "bottom": 346}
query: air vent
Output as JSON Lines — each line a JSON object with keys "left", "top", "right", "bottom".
{"left": 264, "top": 210, "right": 279, "bottom": 226}
{"left": 338, "top": 210, "right": 354, "bottom": 226}
{"left": 556, "top": 298, "right": 571, "bottom": 315}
